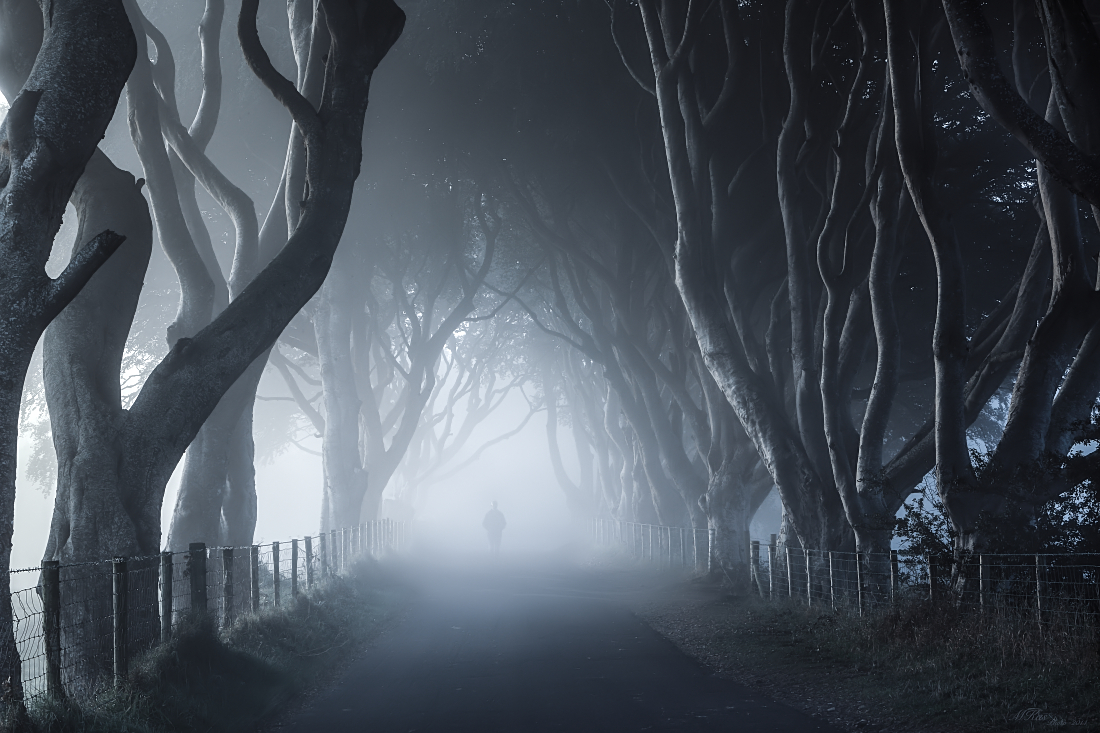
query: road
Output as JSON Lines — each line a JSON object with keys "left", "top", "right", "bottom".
{"left": 271, "top": 553, "right": 844, "bottom": 732}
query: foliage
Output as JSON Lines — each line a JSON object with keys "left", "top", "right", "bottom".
{"left": 894, "top": 480, "right": 955, "bottom": 560}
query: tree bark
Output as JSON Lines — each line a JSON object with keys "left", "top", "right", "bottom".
{"left": 0, "top": 0, "right": 136, "bottom": 704}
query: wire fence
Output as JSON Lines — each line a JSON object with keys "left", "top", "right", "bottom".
{"left": 591, "top": 518, "right": 713, "bottom": 574}
{"left": 5, "top": 519, "right": 407, "bottom": 708}
{"left": 591, "top": 518, "right": 1100, "bottom": 636}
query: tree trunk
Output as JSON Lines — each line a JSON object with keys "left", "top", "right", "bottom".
{"left": 316, "top": 270, "right": 369, "bottom": 532}
{"left": 0, "top": 0, "right": 137, "bottom": 705}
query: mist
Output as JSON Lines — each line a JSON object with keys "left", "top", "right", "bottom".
{"left": 0, "top": 0, "right": 1096, "bottom": 729}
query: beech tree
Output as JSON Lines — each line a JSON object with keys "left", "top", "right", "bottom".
{"left": 0, "top": 0, "right": 135, "bottom": 700}
{"left": 0, "top": 0, "right": 404, "bottom": 689}
{"left": 612, "top": 0, "right": 1053, "bottom": 575}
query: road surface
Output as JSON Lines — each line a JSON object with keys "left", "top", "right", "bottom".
{"left": 272, "top": 554, "right": 843, "bottom": 732}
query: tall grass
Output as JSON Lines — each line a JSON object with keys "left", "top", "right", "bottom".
{"left": 680, "top": 593, "right": 1100, "bottom": 730}
{"left": 22, "top": 558, "right": 406, "bottom": 733}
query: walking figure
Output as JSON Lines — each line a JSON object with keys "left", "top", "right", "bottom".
{"left": 482, "top": 501, "right": 506, "bottom": 555}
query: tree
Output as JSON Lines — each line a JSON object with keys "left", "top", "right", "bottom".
{"left": 5, "top": 0, "right": 404, "bottom": 686}
{"left": 614, "top": 0, "right": 1051, "bottom": 576}
{"left": 0, "top": 0, "right": 135, "bottom": 705}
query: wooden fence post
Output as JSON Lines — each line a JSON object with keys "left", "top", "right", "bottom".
{"left": 160, "top": 551, "right": 173, "bottom": 641}
{"left": 188, "top": 543, "right": 207, "bottom": 614}
{"left": 805, "top": 550, "right": 813, "bottom": 607}
{"left": 786, "top": 547, "right": 793, "bottom": 598}
{"left": 828, "top": 551, "right": 836, "bottom": 609}
{"left": 768, "top": 535, "right": 776, "bottom": 599}
{"left": 856, "top": 552, "right": 865, "bottom": 616}
{"left": 928, "top": 554, "right": 938, "bottom": 602}
{"left": 41, "top": 560, "right": 62, "bottom": 698}
{"left": 750, "top": 540, "right": 761, "bottom": 597}
{"left": 113, "top": 557, "right": 128, "bottom": 686}
{"left": 305, "top": 536, "right": 314, "bottom": 589}
{"left": 319, "top": 532, "right": 328, "bottom": 576}
{"left": 890, "top": 550, "right": 899, "bottom": 606}
{"left": 222, "top": 548, "right": 235, "bottom": 627}
{"left": 330, "top": 530, "right": 338, "bottom": 571}
{"left": 291, "top": 539, "right": 299, "bottom": 598}
{"left": 250, "top": 545, "right": 260, "bottom": 612}
{"left": 979, "top": 554, "right": 990, "bottom": 611}
{"left": 272, "top": 541, "right": 281, "bottom": 608}
{"left": 1035, "top": 554, "right": 1044, "bottom": 622}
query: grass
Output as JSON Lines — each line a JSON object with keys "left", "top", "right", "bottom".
{"left": 22, "top": 558, "right": 407, "bottom": 733}
{"left": 637, "top": 580, "right": 1100, "bottom": 732}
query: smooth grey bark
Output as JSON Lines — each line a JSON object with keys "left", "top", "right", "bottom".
{"left": 316, "top": 266, "right": 370, "bottom": 532}
{"left": 938, "top": 0, "right": 1100, "bottom": 549}
{"left": 633, "top": 0, "right": 848, "bottom": 553}
{"left": 41, "top": 150, "right": 153, "bottom": 684}
{"left": 0, "top": 0, "right": 136, "bottom": 704}
{"left": 35, "top": 0, "right": 403, "bottom": 584}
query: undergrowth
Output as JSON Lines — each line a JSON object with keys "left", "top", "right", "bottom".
{"left": 693, "top": 593, "right": 1100, "bottom": 731}
{"left": 24, "top": 559, "right": 406, "bottom": 733}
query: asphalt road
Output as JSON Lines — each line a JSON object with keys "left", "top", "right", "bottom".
{"left": 273, "top": 554, "right": 844, "bottom": 733}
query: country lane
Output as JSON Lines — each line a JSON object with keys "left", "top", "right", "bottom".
{"left": 269, "top": 553, "right": 844, "bottom": 733}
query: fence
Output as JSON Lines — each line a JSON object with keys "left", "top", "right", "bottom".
{"left": 6, "top": 519, "right": 407, "bottom": 707}
{"left": 591, "top": 518, "right": 713, "bottom": 574}
{"left": 591, "top": 520, "right": 1100, "bottom": 631}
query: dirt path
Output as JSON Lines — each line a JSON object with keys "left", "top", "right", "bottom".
{"left": 266, "top": 554, "right": 843, "bottom": 732}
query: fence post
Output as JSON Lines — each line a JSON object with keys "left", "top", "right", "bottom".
{"left": 330, "top": 530, "right": 338, "bottom": 571}
{"left": 828, "top": 551, "right": 836, "bottom": 609}
{"left": 1035, "top": 554, "right": 1044, "bottom": 622}
{"left": 979, "top": 554, "right": 989, "bottom": 611}
{"left": 188, "top": 543, "right": 207, "bottom": 614}
{"left": 41, "top": 560, "right": 62, "bottom": 698}
{"left": 707, "top": 528, "right": 714, "bottom": 575}
{"left": 750, "top": 540, "right": 761, "bottom": 596}
{"left": 250, "top": 545, "right": 260, "bottom": 612}
{"left": 805, "top": 550, "right": 813, "bottom": 607}
{"left": 856, "top": 552, "right": 865, "bottom": 616}
{"left": 305, "top": 536, "right": 314, "bottom": 589}
{"left": 786, "top": 547, "right": 793, "bottom": 598}
{"left": 222, "top": 548, "right": 235, "bottom": 627}
{"left": 113, "top": 557, "right": 128, "bottom": 686}
{"left": 291, "top": 539, "right": 299, "bottom": 598}
{"left": 927, "top": 554, "right": 938, "bottom": 602}
{"left": 320, "top": 532, "right": 328, "bottom": 576}
{"left": 768, "top": 535, "right": 776, "bottom": 599}
{"left": 272, "top": 541, "right": 281, "bottom": 608}
{"left": 160, "top": 551, "right": 173, "bottom": 641}
{"left": 680, "top": 527, "right": 686, "bottom": 568}
{"left": 890, "top": 550, "right": 899, "bottom": 606}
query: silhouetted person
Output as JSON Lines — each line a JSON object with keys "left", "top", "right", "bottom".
{"left": 482, "top": 501, "right": 506, "bottom": 555}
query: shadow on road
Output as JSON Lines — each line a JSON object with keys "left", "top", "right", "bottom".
{"left": 268, "top": 547, "right": 844, "bottom": 732}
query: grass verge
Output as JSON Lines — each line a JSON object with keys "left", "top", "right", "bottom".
{"left": 633, "top": 575, "right": 1100, "bottom": 732}
{"left": 25, "top": 558, "right": 408, "bottom": 733}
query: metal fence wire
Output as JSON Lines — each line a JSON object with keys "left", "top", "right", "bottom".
{"left": 4, "top": 520, "right": 406, "bottom": 707}
{"left": 592, "top": 518, "right": 1100, "bottom": 641}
